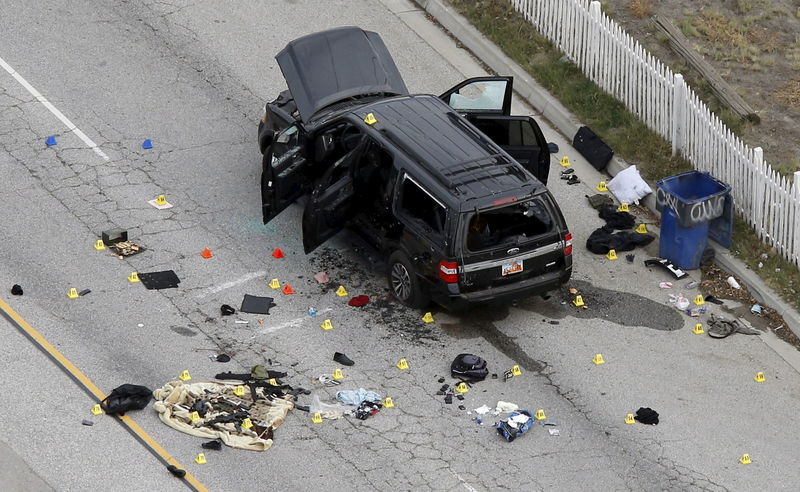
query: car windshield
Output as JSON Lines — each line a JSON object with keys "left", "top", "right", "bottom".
{"left": 466, "top": 197, "right": 553, "bottom": 251}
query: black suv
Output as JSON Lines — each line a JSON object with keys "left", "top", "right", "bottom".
{"left": 258, "top": 27, "right": 572, "bottom": 309}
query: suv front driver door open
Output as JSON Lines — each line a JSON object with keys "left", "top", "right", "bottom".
{"left": 261, "top": 124, "right": 309, "bottom": 223}
{"left": 301, "top": 136, "right": 367, "bottom": 253}
{"left": 439, "top": 76, "right": 512, "bottom": 116}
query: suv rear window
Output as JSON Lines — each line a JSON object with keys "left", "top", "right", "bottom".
{"left": 466, "top": 197, "right": 553, "bottom": 251}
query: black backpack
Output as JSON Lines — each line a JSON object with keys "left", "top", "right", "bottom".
{"left": 100, "top": 384, "right": 153, "bottom": 415}
{"left": 450, "top": 354, "right": 488, "bottom": 381}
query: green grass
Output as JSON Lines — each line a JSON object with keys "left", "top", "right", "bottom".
{"left": 448, "top": 0, "right": 800, "bottom": 311}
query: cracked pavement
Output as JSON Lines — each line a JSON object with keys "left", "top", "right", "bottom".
{"left": 1, "top": 0, "right": 800, "bottom": 490}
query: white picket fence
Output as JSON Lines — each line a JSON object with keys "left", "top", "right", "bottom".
{"left": 510, "top": 0, "right": 800, "bottom": 266}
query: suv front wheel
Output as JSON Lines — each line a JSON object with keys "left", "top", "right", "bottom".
{"left": 388, "top": 251, "right": 428, "bottom": 308}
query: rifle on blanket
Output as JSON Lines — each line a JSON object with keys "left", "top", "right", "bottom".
{"left": 215, "top": 365, "right": 290, "bottom": 402}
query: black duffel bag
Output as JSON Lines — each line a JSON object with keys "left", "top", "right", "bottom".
{"left": 100, "top": 384, "right": 153, "bottom": 415}
{"left": 573, "top": 126, "right": 614, "bottom": 171}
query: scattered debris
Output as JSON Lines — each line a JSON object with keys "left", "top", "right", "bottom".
{"left": 644, "top": 258, "right": 688, "bottom": 279}
{"left": 474, "top": 405, "right": 492, "bottom": 415}
{"left": 317, "top": 375, "right": 340, "bottom": 386}
{"left": 634, "top": 407, "right": 659, "bottom": 425}
{"left": 549, "top": 429, "right": 560, "bottom": 436}
{"left": 686, "top": 280, "right": 699, "bottom": 289}
{"left": 102, "top": 228, "right": 128, "bottom": 245}
{"left": 496, "top": 401, "right": 519, "bottom": 413}
{"left": 726, "top": 276, "right": 741, "bottom": 289}
{"left": 220, "top": 304, "right": 236, "bottom": 316}
{"left": 11, "top": 284, "right": 23, "bottom": 295}
{"left": 78, "top": 289, "right": 91, "bottom": 296}
{"left": 314, "top": 271, "right": 330, "bottom": 284}
{"left": 139, "top": 270, "right": 181, "bottom": 290}
{"left": 81, "top": 419, "right": 94, "bottom": 426}
{"left": 234, "top": 320, "right": 248, "bottom": 324}
{"left": 751, "top": 304, "right": 762, "bottom": 314}
{"left": 659, "top": 282, "right": 673, "bottom": 289}
{"left": 686, "top": 306, "right": 707, "bottom": 317}
{"left": 240, "top": 294, "right": 276, "bottom": 315}
{"left": 707, "top": 314, "right": 761, "bottom": 339}
{"left": 586, "top": 193, "right": 614, "bottom": 210}
{"left": 451, "top": 353, "right": 488, "bottom": 381}
{"left": 167, "top": 465, "right": 186, "bottom": 478}
{"left": 704, "top": 295, "right": 724, "bottom": 305}
{"left": 333, "top": 352, "right": 354, "bottom": 366}
{"left": 496, "top": 410, "right": 534, "bottom": 441}
{"left": 335, "top": 389, "right": 382, "bottom": 406}
{"left": 201, "top": 439, "right": 222, "bottom": 451}
{"left": 214, "top": 354, "right": 231, "bottom": 363}
{"left": 625, "top": 253, "right": 635, "bottom": 263}
{"left": 108, "top": 240, "right": 145, "bottom": 258}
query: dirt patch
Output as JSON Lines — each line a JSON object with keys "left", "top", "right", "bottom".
{"left": 603, "top": 0, "right": 800, "bottom": 174}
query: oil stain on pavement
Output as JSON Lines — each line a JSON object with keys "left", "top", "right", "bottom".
{"left": 440, "top": 279, "right": 682, "bottom": 372}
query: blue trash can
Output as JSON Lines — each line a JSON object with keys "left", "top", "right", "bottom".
{"left": 655, "top": 171, "right": 732, "bottom": 270}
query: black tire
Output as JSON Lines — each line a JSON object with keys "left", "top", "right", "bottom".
{"left": 387, "top": 251, "right": 428, "bottom": 308}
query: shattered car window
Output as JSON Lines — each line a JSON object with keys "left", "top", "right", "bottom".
{"left": 447, "top": 80, "right": 507, "bottom": 111}
{"left": 466, "top": 198, "right": 553, "bottom": 251}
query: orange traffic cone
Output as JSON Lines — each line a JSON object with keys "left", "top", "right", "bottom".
{"left": 201, "top": 248, "right": 213, "bottom": 259}
{"left": 272, "top": 248, "right": 284, "bottom": 259}
{"left": 282, "top": 284, "right": 295, "bottom": 295}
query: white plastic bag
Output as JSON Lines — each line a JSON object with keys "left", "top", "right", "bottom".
{"left": 607, "top": 165, "right": 652, "bottom": 205}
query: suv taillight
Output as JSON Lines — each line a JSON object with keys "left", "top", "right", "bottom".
{"left": 438, "top": 260, "right": 459, "bottom": 283}
{"left": 564, "top": 233, "right": 573, "bottom": 256}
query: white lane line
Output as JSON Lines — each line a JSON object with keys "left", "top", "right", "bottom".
{"left": 253, "top": 308, "right": 333, "bottom": 337}
{"left": 195, "top": 271, "right": 267, "bottom": 298}
{"left": 449, "top": 470, "right": 478, "bottom": 492}
{"left": 0, "top": 54, "right": 110, "bottom": 160}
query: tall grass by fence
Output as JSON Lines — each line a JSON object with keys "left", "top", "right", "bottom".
{"left": 510, "top": 0, "right": 800, "bottom": 266}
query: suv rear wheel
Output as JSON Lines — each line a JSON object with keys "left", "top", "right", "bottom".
{"left": 388, "top": 251, "right": 428, "bottom": 308}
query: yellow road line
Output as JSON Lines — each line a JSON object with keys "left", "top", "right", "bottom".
{"left": 0, "top": 298, "right": 209, "bottom": 492}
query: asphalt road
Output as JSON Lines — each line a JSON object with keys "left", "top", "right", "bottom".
{"left": 1, "top": 0, "right": 800, "bottom": 491}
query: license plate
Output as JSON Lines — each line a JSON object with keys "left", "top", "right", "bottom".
{"left": 502, "top": 260, "right": 523, "bottom": 276}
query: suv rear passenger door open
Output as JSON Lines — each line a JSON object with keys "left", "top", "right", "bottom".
{"left": 301, "top": 137, "right": 367, "bottom": 253}
{"left": 470, "top": 115, "right": 550, "bottom": 184}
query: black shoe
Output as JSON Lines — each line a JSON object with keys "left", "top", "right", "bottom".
{"left": 704, "top": 295, "right": 724, "bottom": 305}
{"left": 220, "top": 304, "right": 235, "bottom": 316}
{"left": 560, "top": 168, "right": 574, "bottom": 175}
{"left": 333, "top": 352, "right": 355, "bottom": 366}
{"left": 10, "top": 284, "right": 23, "bottom": 295}
{"left": 567, "top": 175, "right": 581, "bottom": 185}
{"left": 201, "top": 439, "right": 222, "bottom": 450}
{"left": 167, "top": 465, "right": 186, "bottom": 478}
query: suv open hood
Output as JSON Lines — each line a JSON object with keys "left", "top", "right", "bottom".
{"left": 276, "top": 27, "right": 409, "bottom": 123}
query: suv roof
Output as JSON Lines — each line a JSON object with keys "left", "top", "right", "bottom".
{"left": 353, "top": 95, "right": 544, "bottom": 209}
